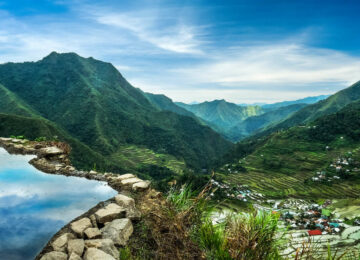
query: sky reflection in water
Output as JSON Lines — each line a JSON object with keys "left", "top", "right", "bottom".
{"left": 0, "top": 148, "right": 117, "bottom": 260}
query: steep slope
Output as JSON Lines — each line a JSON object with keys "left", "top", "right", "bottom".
{"left": 226, "top": 103, "right": 307, "bottom": 141}
{"left": 259, "top": 81, "right": 360, "bottom": 137}
{"left": 0, "top": 84, "right": 40, "bottom": 117}
{"left": 0, "top": 52, "right": 232, "bottom": 170}
{"left": 176, "top": 99, "right": 264, "bottom": 137}
{"left": 0, "top": 113, "right": 112, "bottom": 170}
{"left": 218, "top": 100, "right": 360, "bottom": 199}
{"left": 144, "top": 92, "right": 197, "bottom": 118}
{"left": 261, "top": 95, "right": 329, "bottom": 110}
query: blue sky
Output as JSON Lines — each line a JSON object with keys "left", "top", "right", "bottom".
{"left": 0, "top": 0, "right": 359, "bottom": 103}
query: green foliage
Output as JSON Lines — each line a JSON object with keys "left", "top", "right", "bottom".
{"left": 0, "top": 113, "right": 118, "bottom": 171}
{"left": 198, "top": 220, "right": 231, "bottom": 260}
{"left": 177, "top": 100, "right": 264, "bottom": 141}
{"left": 35, "top": 136, "right": 47, "bottom": 142}
{"left": 224, "top": 211, "right": 282, "bottom": 259}
{"left": 0, "top": 52, "right": 232, "bottom": 173}
{"left": 166, "top": 185, "right": 195, "bottom": 212}
{"left": 226, "top": 103, "right": 307, "bottom": 142}
{"left": 258, "top": 81, "right": 360, "bottom": 138}
{"left": 10, "top": 135, "right": 25, "bottom": 139}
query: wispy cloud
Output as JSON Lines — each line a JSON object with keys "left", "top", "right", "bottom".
{"left": 0, "top": 1, "right": 359, "bottom": 103}
{"left": 91, "top": 9, "right": 204, "bottom": 55}
{"left": 174, "top": 44, "right": 360, "bottom": 86}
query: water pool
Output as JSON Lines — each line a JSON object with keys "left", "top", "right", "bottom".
{"left": 0, "top": 147, "right": 117, "bottom": 260}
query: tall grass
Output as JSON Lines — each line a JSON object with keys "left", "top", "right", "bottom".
{"left": 166, "top": 184, "right": 284, "bottom": 259}
{"left": 225, "top": 211, "right": 282, "bottom": 259}
{"left": 294, "top": 239, "right": 360, "bottom": 260}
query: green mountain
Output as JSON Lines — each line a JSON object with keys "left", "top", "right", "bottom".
{"left": 0, "top": 52, "right": 232, "bottom": 172}
{"left": 0, "top": 113, "right": 112, "bottom": 170}
{"left": 218, "top": 100, "right": 360, "bottom": 199}
{"left": 226, "top": 103, "right": 307, "bottom": 141}
{"left": 176, "top": 99, "right": 264, "bottom": 129}
{"left": 259, "top": 81, "right": 360, "bottom": 137}
{"left": 261, "top": 95, "right": 329, "bottom": 110}
{"left": 176, "top": 99, "right": 264, "bottom": 139}
{"left": 144, "top": 92, "right": 197, "bottom": 119}
{"left": 176, "top": 99, "right": 311, "bottom": 142}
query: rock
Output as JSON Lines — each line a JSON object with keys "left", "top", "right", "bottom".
{"left": 71, "top": 217, "right": 92, "bottom": 236}
{"left": 132, "top": 181, "right": 151, "bottom": 191}
{"left": 115, "top": 194, "right": 135, "bottom": 208}
{"left": 127, "top": 208, "right": 141, "bottom": 220}
{"left": 40, "top": 146, "right": 63, "bottom": 156}
{"left": 84, "top": 248, "right": 116, "bottom": 260}
{"left": 64, "top": 165, "right": 76, "bottom": 172}
{"left": 84, "top": 239, "right": 118, "bottom": 258}
{"left": 30, "top": 158, "right": 56, "bottom": 173}
{"left": 121, "top": 177, "right": 142, "bottom": 185}
{"left": 89, "top": 214, "right": 98, "bottom": 228}
{"left": 69, "top": 252, "right": 82, "bottom": 260}
{"left": 85, "top": 227, "right": 102, "bottom": 239}
{"left": 67, "top": 239, "right": 85, "bottom": 256}
{"left": 101, "top": 218, "right": 133, "bottom": 246}
{"left": 95, "top": 203, "right": 126, "bottom": 224}
{"left": 115, "top": 194, "right": 140, "bottom": 220}
{"left": 51, "top": 233, "right": 75, "bottom": 252}
{"left": 40, "top": 251, "right": 68, "bottom": 260}
{"left": 117, "top": 173, "right": 135, "bottom": 180}
{"left": 89, "top": 170, "right": 97, "bottom": 175}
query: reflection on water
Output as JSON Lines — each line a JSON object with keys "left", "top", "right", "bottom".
{"left": 0, "top": 148, "right": 117, "bottom": 260}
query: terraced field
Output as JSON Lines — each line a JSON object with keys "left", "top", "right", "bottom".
{"left": 220, "top": 127, "right": 360, "bottom": 199}
{"left": 111, "top": 144, "right": 186, "bottom": 174}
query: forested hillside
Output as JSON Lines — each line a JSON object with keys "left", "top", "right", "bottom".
{"left": 0, "top": 52, "right": 232, "bottom": 173}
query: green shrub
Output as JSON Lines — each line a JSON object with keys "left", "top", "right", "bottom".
{"left": 119, "top": 247, "right": 132, "bottom": 260}
{"left": 35, "top": 136, "right": 47, "bottom": 142}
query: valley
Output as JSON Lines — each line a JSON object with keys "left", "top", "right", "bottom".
{"left": 0, "top": 52, "right": 359, "bottom": 259}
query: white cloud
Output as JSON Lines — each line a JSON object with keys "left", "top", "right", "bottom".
{"left": 0, "top": 3, "right": 359, "bottom": 103}
{"left": 93, "top": 10, "right": 204, "bottom": 54}
{"left": 173, "top": 44, "right": 360, "bottom": 87}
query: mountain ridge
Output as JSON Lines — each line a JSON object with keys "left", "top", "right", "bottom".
{"left": 0, "top": 52, "right": 232, "bottom": 172}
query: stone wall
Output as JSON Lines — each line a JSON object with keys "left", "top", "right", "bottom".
{"left": 0, "top": 137, "right": 152, "bottom": 260}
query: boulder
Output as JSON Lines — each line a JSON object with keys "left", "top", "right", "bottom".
{"left": 121, "top": 177, "right": 142, "bottom": 185}
{"left": 40, "top": 146, "right": 63, "bottom": 156}
{"left": 84, "top": 239, "right": 118, "bottom": 258}
{"left": 71, "top": 217, "right": 92, "bottom": 236}
{"left": 40, "top": 251, "right": 68, "bottom": 260}
{"left": 95, "top": 203, "right": 125, "bottom": 224}
{"left": 84, "top": 248, "right": 116, "bottom": 260}
{"left": 67, "top": 239, "right": 85, "bottom": 256}
{"left": 69, "top": 252, "right": 82, "bottom": 260}
{"left": 117, "top": 173, "right": 135, "bottom": 180}
{"left": 132, "top": 181, "right": 151, "bottom": 191}
{"left": 115, "top": 194, "right": 135, "bottom": 208}
{"left": 115, "top": 194, "right": 141, "bottom": 220}
{"left": 89, "top": 214, "right": 98, "bottom": 228}
{"left": 101, "top": 218, "right": 133, "bottom": 246}
{"left": 85, "top": 227, "right": 102, "bottom": 239}
{"left": 51, "top": 233, "right": 75, "bottom": 252}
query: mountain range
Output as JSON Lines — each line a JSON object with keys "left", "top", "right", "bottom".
{"left": 218, "top": 81, "right": 360, "bottom": 199}
{"left": 176, "top": 96, "right": 328, "bottom": 142}
{"left": 0, "top": 52, "right": 232, "bottom": 175}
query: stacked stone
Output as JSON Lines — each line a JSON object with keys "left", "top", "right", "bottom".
{"left": 40, "top": 174, "right": 150, "bottom": 260}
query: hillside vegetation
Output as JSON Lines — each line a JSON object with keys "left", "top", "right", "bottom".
{"left": 0, "top": 52, "right": 232, "bottom": 175}
{"left": 176, "top": 98, "right": 325, "bottom": 142}
{"left": 259, "top": 81, "right": 360, "bottom": 137}
{"left": 219, "top": 100, "right": 360, "bottom": 199}
{"left": 226, "top": 104, "right": 307, "bottom": 141}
